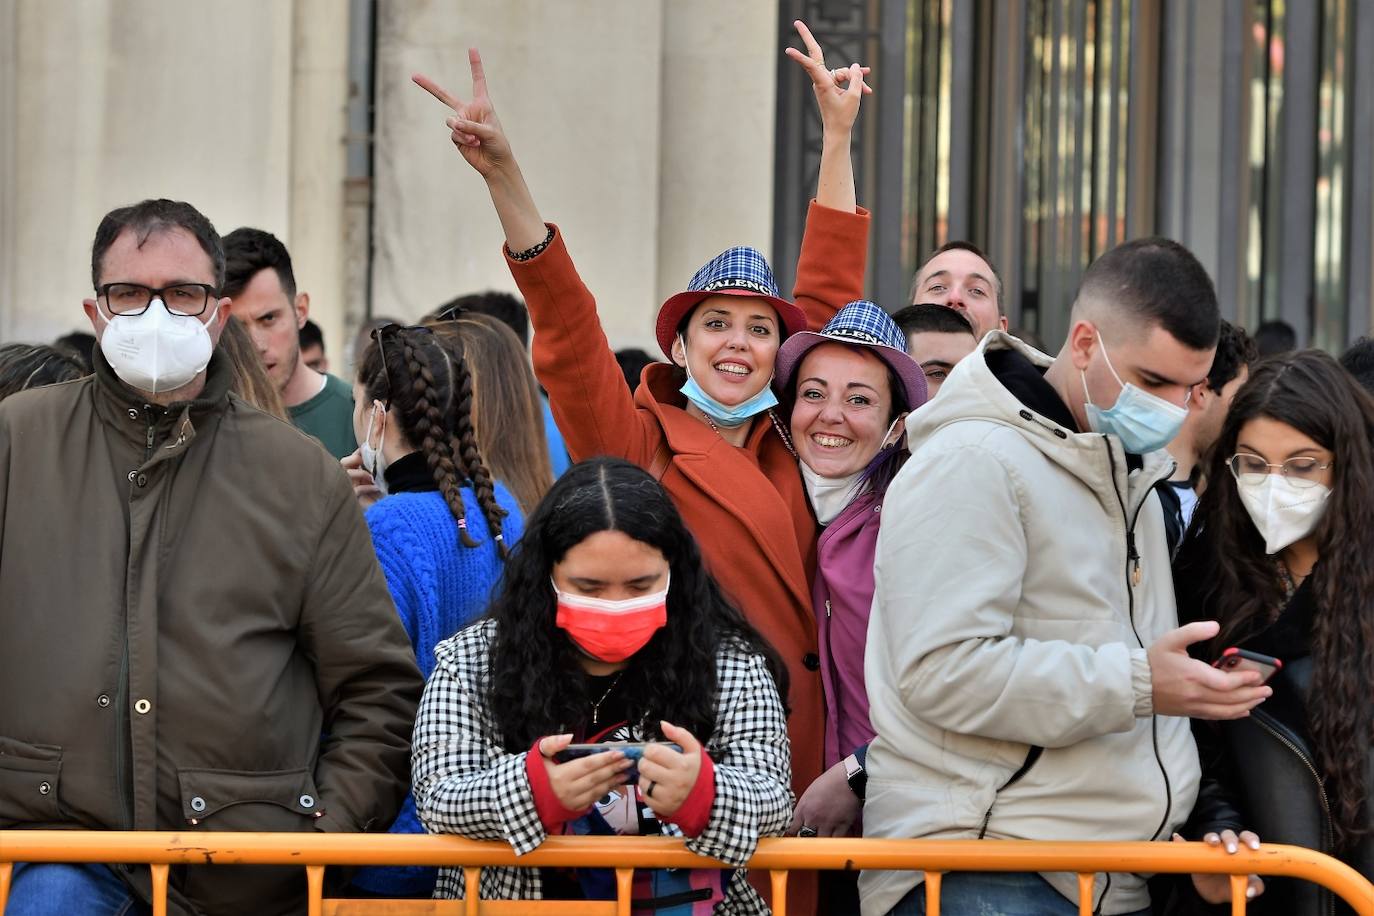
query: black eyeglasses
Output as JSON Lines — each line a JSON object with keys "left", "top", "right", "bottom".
{"left": 97, "top": 283, "right": 219, "bottom": 317}
{"left": 370, "top": 323, "right": 434, "bottom": 403}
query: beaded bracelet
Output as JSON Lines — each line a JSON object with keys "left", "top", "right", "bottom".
{"left": 506, "top": 226, "right": 555, "bottom": 262}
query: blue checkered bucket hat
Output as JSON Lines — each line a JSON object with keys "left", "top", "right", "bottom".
{"left": 656, "top": 246, "right": 808, "bottom": 357}
{"left": 774, "top": 300, "right": 928, "bottom": 411}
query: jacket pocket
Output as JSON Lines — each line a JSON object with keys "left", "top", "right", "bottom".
{"left": 177, "top": 766, "right": 322, "bottom": 830}
{"left": 0, "top": 735, "right": 63, "bottom": 825}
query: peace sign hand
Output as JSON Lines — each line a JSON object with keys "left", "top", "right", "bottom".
{"left": 413, "top": 48, "right": 514, "bottom": 177}
{"left": 784, "top": 20, "right": 871, "bottom": 136}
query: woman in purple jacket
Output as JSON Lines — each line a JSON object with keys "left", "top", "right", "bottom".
{"left": 773, "top": 300, "right": 927, "bottom": 912}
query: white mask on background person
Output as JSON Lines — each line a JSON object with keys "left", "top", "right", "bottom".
{"left": 94, "top": 298, "right": 217, "bottom": 394}
{"left": 360, "top": 403, "right": 390, "bottom": 496}
{"left": 1237, "top": 475, "right": 1331, "bottom": 554}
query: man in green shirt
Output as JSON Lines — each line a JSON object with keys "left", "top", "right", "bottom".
{"left": 222, "top": 228, "right": 357, "bottom": 458}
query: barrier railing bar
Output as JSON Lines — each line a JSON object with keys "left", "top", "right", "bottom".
{"left": 1076, "top": 871, "right": 1094, "bottom": 916}
{"left": 1, "top": 834, "right": 1370, "bottom": 915}
{"left": 463, "top": 867, "right": 479, "bottom": 916}
{"left": 614, "top": 867, "right": 632, "bottom": 916}
{"left": 0, "top": 862, "right": 10, "bottom": 910}
{"left": 307, "top": 864, "right": 325, "bottom": 916}
{"left": 150, "top": 862, "right": 168, "bottom": 916}
{"left": 1231, "top": 873, "right": 1249, "bottom": 916}
{"left": 924, "top": 871, "right": 942, "bottom": 916}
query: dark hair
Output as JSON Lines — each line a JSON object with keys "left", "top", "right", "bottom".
{"left": 891, "top": 303, "right": 976, "bottom": 339}
{"left": 0, "top": 344, "right": 88, "bottom": 403}
{"left": 91, "top": 199, "right": 224, "bottom": 289}
{"left": 1254, "top": 320, "right": 1298, "bottom": 357}
{"left": 425, "top": 313, "right": 553, "bottom": 516}
{"left": 909, "top": 240, "right": 1004, "bottom": 309}
{"left": 431, "top": 291, "right": 530, "bottom": 349}
{"left": 484, "top": 457, "right": 788, "bottom": 751}
{"left": 1180, "top": 350, "right": 1374, "bottom": 850}
{"left": 1205, "top": 320, "right": 1258, "bottom": 393}
{"left": 222, "top": 228, "right": 297, "bottom": 301}
{"left": 1339, "top": 337, "right": 1374, "bottom": 395}
{"left": 358, "top": 327, "right": 510, "bottom": 559}
{"left": 1076, "top": 237, "right": 1219, "bottom": 350}
{"left": 52, "top": 332, "right": 97, "bottom": 372}
{"left": 614, "top": 347, "right": 659, "bottom": 392}
{"left": 299, "top": 319, "right": 324, "bottom": 352}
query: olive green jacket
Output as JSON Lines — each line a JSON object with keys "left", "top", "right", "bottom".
{"left": 0, "top": 349, "right": 423, "bottom": 915}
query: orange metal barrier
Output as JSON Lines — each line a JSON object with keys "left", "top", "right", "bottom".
{"left": 2, "top": 832, "right": 1373, "bottom": 916}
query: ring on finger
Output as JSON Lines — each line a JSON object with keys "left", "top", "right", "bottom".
{"left": 646, "top": 781, "right": 656, "bottom": 798}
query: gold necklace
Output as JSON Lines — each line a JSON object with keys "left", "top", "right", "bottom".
{"left": 590, "top": 671, "right": 625, "bottom": 726}
{"left": 700, "top": 408, "right": 797, "bottom": 458}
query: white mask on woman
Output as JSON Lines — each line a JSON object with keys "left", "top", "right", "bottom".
{"left": 800, "top": 417, "right": 902, "bottom": 526}
{"left": 1236, "top": 474, "right": 1331, "bottom": 554}
{"left": 360, "top": 403, "right": 390, "bottom": 497}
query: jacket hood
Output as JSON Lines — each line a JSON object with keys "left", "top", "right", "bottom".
{"left": 906, "top": 331, "right": 1174, "bottom": 491}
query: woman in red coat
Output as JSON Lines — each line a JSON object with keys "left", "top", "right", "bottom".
{"left": 416, "top": 24, "right": 870, "bottom": 912}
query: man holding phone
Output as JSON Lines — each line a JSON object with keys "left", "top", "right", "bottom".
{"left": 864, "top": 239, "right": 1272, "bottom": 916}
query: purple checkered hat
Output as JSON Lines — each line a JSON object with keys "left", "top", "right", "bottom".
{"left": 774, "top": 300, "right": 928, "bottom": 410}
{"left": 655, "top": 246, "right": 808, "bottom": 358}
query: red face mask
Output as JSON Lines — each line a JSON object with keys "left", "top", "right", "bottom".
{"left": 553, "top": 575, "right": 670, "bottom": 663}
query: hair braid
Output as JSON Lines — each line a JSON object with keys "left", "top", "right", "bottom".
{"left": 447, "top": 346, "right": 510, "bottom": 559}
{"left": 400, "top": 335, "right": 479, "bottom": 548}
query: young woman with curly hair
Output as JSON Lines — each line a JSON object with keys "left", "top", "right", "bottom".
{"left": 412, "top": 457, "right": 792, "bottom": 913}
{"left": 1173, "top": 350, "right": 1374, "bottom": 914}
{"left": 344, "top": 323, "right": 522, "bottom": 898}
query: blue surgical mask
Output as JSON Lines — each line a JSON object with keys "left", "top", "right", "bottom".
{"left": 1081, "top": 335, "right": 1188, "bottom": 455}
{"left": 677, "top": 334, "right": 779, "bottom": 428}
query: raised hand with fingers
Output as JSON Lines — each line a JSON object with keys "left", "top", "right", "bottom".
{"left": 413, "top": 48, "right": 513, "bottom": 178}
{"left": 784, "top": 19, "right": 871, "bottom": 137}
{"left": 536, "top": 734, "right": 633, "bottom": 813}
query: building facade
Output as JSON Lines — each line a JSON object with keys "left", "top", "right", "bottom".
{"left": 3, "top": 0, "right": 1371, "bottom": 364}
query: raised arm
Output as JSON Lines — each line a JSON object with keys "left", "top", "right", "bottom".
{"left": 785, "top": 21, "right": 872, "bottom": 329}
{"left": 415, "top": 51, "right": 657, "bottom": 466}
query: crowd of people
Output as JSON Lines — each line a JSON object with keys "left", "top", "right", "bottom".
{"left": 2, "top": 20, "right": 1374, "bottom": 916}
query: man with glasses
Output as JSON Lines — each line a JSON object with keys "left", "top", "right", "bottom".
{"left": 0, "top": 198, "right": 422, "bottom": 916}
{"left": 222, "top": 227, "right": 357, "bottom": 459}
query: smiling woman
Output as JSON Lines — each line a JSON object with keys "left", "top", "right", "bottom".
{"left": 415, "top": 27, "right": 872, "bottom": 913}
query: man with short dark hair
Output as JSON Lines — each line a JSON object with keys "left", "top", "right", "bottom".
{"left": 1340, "top": 336, "right": 1374, "bottom": 394}
{"left": 222, "top": 227, "right": 356, "bottom": 458}
{"left": 1161, "top": 320, "right": 1258, "bottom": 545}
{"left": 907, "top": 241, "right": 1007, "bottom": 340}
{"left": 300, "top": 318, "right": 328, "bottom": 373}
{"left": 865, "top": 238, "right": 1271, "bottom": 915}
{"left": 0, "top": 198, "right": 422, "bottom": 916}
{"left": 892, "top": 303, "right": 978, "bottom": 398}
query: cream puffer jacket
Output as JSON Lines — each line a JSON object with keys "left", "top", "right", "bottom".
{"left": 860, "top": 332, "right": 1201, "bottom": 916}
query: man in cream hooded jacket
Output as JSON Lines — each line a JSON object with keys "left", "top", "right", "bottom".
{"left": 861, "top": 239, "right": 1271, "bottom": 916}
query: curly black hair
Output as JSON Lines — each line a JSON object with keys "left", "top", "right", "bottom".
{"left": 1180, "top": 350, "right": 1374, "bottom": 850}
{"left": 484, "top": 457, "right": 789, "bottom": 752}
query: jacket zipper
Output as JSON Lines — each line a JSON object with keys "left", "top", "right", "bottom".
{"left": 977, "top": 745, "right": 1044, "bottom": 838}
{"left": 1251, "top": 712, "right": 1336, "bottom": 916}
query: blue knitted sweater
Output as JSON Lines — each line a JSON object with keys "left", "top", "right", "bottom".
{"left": 351, "top": 478, "right": 523, "bottom": 896}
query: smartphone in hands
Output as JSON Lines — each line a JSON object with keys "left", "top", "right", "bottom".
{"left": 1212, "top": 647, "right": 1283, "bottom": 684}
{"left": 553, "top": 741, "right": 684, "bottom": 784}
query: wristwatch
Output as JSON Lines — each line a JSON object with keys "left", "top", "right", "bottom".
{"left": 844, "top": 753, "right": 866, "bottom": 801}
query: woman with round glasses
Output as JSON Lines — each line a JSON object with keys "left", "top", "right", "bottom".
{"left": 1171, "top": 350, "right": 1374, "bottom": 912}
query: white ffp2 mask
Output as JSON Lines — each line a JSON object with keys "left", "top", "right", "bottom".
{"left": 95, "top": 298, "right": 217, "bottom": 395}
{"left": 1237, "top": 475, "right": 1331, "bottom": 554}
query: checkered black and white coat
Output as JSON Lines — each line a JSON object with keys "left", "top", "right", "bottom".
{"left": 411, "top": 619, "right": 793, "bottom": 912}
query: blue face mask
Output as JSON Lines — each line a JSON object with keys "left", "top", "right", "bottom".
{"left": 1081, "top": 335, "right": 1189, "bottom": 454}
{"left": 677, "top": 334, "right": 779, "bottom": 428}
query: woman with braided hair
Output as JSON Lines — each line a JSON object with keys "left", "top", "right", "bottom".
{"left": 343, "top": 322, "right": 524, "bottom": 898}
